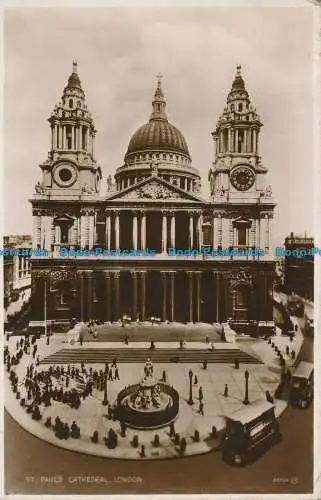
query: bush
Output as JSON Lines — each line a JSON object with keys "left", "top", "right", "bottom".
{"left": 194, "top": 430, "right": 200, "bottom": 442}
{"left": 180, "top": 437, "right": 187, "bottom": 453}
{"left": 132, "top": 434, "right": 139, "bottom": 448}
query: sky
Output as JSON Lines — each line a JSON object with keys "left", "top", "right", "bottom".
{"left": 3, "top": 7, "right": 316, "bottom": 244}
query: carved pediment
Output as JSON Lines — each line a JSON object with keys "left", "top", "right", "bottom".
{"left": 123, "top": 181, "right": 181, "bottom": 200}
{"left": 107, "top": 176, "right": 204, "bottom": 202}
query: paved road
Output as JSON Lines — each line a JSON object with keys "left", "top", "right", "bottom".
{"left": 4, "top": 337, "right": 314, "bottom": 495}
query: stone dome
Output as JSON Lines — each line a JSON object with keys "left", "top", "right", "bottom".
{"left": 125, "top": 119, "right": 190, "bottom": 160}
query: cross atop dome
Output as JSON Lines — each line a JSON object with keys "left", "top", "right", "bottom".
{"left": 72, "top": 60, "right": 78, "bottom": 74}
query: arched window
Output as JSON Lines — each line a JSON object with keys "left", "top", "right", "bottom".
{"left": 238, "top": 103, "right": 243, "bottom": 112}
{"left": 231, "top": 104, "right": 234, "bottom": 112}
{"left": 77, "top": 100, "right": 81, "bottom": 108}
{"left": 69, "top": 99, "right": 73, "bottom": 108}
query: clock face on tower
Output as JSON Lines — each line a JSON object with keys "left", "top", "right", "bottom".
{"left": 230, "top": 166, "right": 255, "bottom": 191}
{"left": 53, "top": 162, "right": 77, "bottom": 188}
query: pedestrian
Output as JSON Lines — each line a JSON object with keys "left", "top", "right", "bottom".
{"left": 108, "top": 369, "right": 113, "bottom": 381}
{"left": 224, "top": 384, "right": 228, "bottom": 397}
{"left": 199, "top": 401, "right": 204, "bottom": 415}
{"left": 114, "top": 367, "right": 120, "bottom": 381}
{"left": 291, "top": 350, "right": 295, "bottom": 360}
{"left": 194, "top": 374, "right": 198, "bottom": 385}
{"left": 162, "top": 370, "right": 167, "bottom": 382}
{"left": 234, "top": 358, "right": 239, "bottom": 369}
{"left": 198, "top": 386, "right": 203, "bottom": 401}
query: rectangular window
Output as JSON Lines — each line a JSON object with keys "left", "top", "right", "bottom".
{"left": 238, "top": 226, "right": 247, "bottom": 247}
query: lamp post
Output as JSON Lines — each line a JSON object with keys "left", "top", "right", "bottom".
{"left": 188, "top": 369, "right": 194, "bottom": 405}
{"left": 103, "top": 363, "right": 108, "bottom": 406}
{"left": 243, "top": 369, "right": 249, "bottom": 405}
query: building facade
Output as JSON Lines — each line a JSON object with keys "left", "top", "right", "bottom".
{"left": 283, "top": 232, "right": 314, "bottom": 301}
{"left": 30, "top": 64, "right": 276, "bottom": 332}
{"left": 4, "top": 235, "right": 32, "bottom": 309}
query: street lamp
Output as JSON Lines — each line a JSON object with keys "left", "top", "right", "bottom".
{"left": 103, "top": 363, "right": 108, "bottom": 406}
{"left": 188, "top": 369, "right": 194, "bottom": 405}
{"left": 243, "top": 369, "right": 250, "bottom": 405}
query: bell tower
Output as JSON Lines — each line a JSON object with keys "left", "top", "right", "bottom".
{"left": 209, "top": 65, "right": 275, "bottom": 256}
{"left": 34, "top": 61, "right": 102, "bottom": 199}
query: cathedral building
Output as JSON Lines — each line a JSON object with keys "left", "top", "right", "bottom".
{"left": 30, "top": 63, "right": 276, "bottom": 333}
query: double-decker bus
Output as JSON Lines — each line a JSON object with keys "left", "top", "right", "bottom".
{"left": 222, "top": 400, "right": 282, "bottom": 466}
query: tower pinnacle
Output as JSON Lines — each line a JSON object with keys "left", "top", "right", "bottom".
{"left": 150, "top": 73, "right": 167, "bottom": 121}
{"left": 72, "top": 60, "right": 78, "bottom": 74}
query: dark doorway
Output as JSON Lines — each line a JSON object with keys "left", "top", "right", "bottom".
{"left": 175, "top": 212, "right": 189, "bottom": 250}
{"left": 146, "top": 271, "right": 162, "bottom": 318}
{"left": 146, "top": 212, "right": 162, "bottom": 253}
{"left": 201, "top": 271, "right": 215, "bottom": 323}
{"left": 120, "top": 271, "right": 132, "bottom": 317}
{"left": 120, "top": 212, "right": 132, "bottom": 250}
{"left": 175, "top": 272, "right": 189, "bottom": 323}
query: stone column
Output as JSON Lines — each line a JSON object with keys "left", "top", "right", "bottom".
{"left": 196, "top": 272, "right": 201, "bottom": 323}
{"left": 87, "top": 271, "right": 93, "bottom": 320}
{"left": 187, "top": 271, "right": 194, "bottom": 323}
{"left": 132, "top": 271, "right": 138, "bottom": 321}
{"left": 253, "top": 129, "right": 257, "bottom": 153}
{"left": 63, "top": 125, "right": 67, "bottom": 150}
{"left": 189, "top": 212, "right": 194, "bottom": 248}
{"left": 215, "top": 272, "right": 220, "bottom": 322}
{"left": 235, "top": 129, "right": 239, "bottom": 152}
{"left": 265, "top": 214, "right": 269, "bottom": 252}
{"left": 80, "top": 213, "right": 87, "bottom": 248}
{"left": 79, "top": 125, "right": 83, "bottom": 149}
{"left": 161, "top": 211, "right": 168, "bottom": 253}
{"left": 89, "top": 212, "right": 95, "bottom": 249}
{"left": 132, "top": 212, "right": 138, "bottom": 250}
{"left": 161, "top": 272, "right": 167, "bottom": 321}
{"left": 197, "top": 213, "right": 203, "bottom": 250}
{"left": 212, "top": 215, "right": 216, "bottom": 249}
{"left": 115, "top": 212, "right": 120, "bottom": 249}
{"left": 71, "top": 125, "right": 74, "bottom": 150}
{"left": 114, "top": 271, "right": 120, "bottom": 321}
{"left": 218, "top": 214, "right": 223, "bottom": 248}
{"left": 104, "top": 271, "right": 111, "bottom": 322}
{"left": 80, "top": 272, "right": 85, "bottom": 322}
{"left": 55, "top": 225, "right": 60, "bottom": 245}
{"left": 169, "top": 272, "right": 175, "bottom": 322}
{"left": 141, "top": 212, "right": 146, "bottom": 250}
{"left": 170, "top": 212, "right": 175, "bottom": 248}
{"left": 268, "top": 215, "right": 274, "bottom": 256}
{"left": 140, "top": 271, "right": 146, "bottom": 322}
{"left": 105, "top": 213, "right": 111, "bottom": 250}
{"left": 244, "top": 129, "right": 248, "bottom": 153}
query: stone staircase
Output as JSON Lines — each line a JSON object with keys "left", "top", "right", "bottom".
{"left": 40, "top": 347, "right": 262, "bottom": 365}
